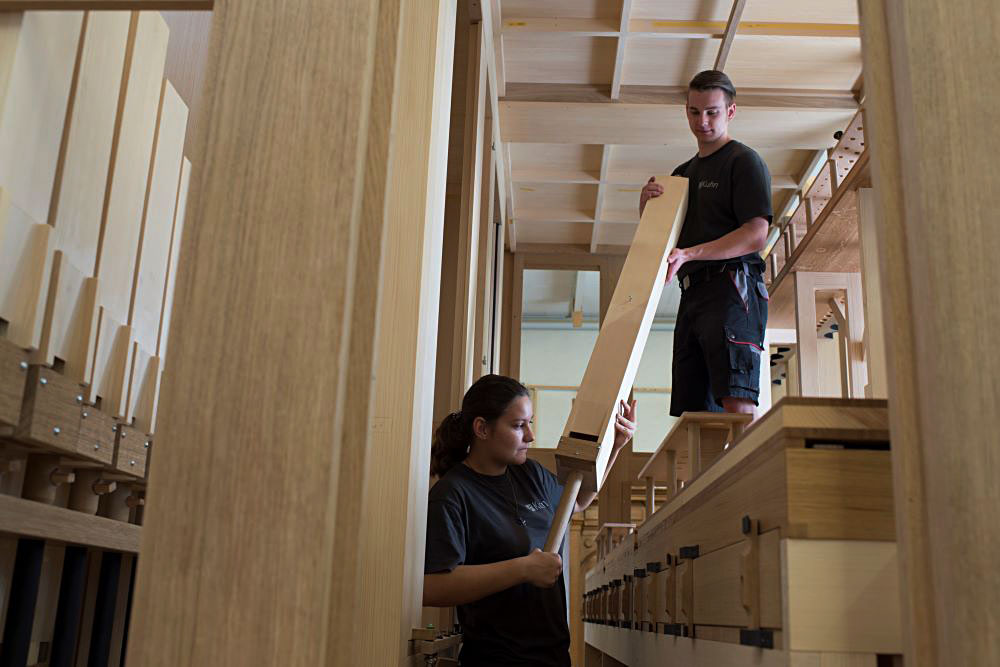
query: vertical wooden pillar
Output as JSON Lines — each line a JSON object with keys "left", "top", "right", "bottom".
{"left": 356, "top": 0, "right": 456, "bottom": 664}
{"left": 856, "top": 187, "right": 888, "bottom": 398}
{"left": 126, "top": 0, "right": 412, "bottom": 662}
{"left": 569, "top": 516, "right": 584, "bottom": 667}
{"left": 860, "top": 2, "right": 1000, "bottom": 665}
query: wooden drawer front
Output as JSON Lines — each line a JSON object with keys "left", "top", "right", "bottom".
{"left": 17, "top": 366, "right": 83, "bottom": 454}
{"left": 113, "top": 423, "right": 148, "bottom": 477}
{"left": 76, "top": 404, "right": 116, "bottom": 465}
{"left": 0, "top": 339, "right": 29, "bottom": 428}
{"left": 692, "top": 529, "right": 781, "bottom": 630}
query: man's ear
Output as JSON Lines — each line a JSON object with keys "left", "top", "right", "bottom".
{"left": 728, "top": 102, "right": 736, "bottom": 120}
{"left": 473, "top": 416, "right": 490, "bottom": 441}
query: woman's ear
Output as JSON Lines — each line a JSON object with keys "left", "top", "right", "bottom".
{"left": 472, "top": 416, "right": 490, "bottom": 441}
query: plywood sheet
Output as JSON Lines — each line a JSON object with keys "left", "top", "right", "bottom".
{"left": 726, "top": 36, "right": 861, "bottom": 91}
{"left": 505, "top": 33, "right": 616, "bottom": 85}
{"left": 156, "top": 157, "right": 189, "bottom": 361}
{"left": 502, "top": 0, "right": 619, "bottom": 20}
{"left": 516, "top": 220, "right": 593, "bottom": 245}
{"left": 0, "top": 193, "right": 52, "bottom": 348}
{"left": 621, "top": 37, "right": 718, "bottom": 87}
{"left": 630, "top": 0, "right": 859, "bottom": 23}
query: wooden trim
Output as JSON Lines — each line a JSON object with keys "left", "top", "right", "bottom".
{"left": 713, "top": 0, "right": 747, "bottom": 71}
{"left": 0, "top": 0, "right": 212, "bottom": 7}
{"left": 502, "top": 17, "right": 860, "bottom": 39}
{"left": 0, "top": 494, "right": 140, "bottom": 552}
{"left": 589, "top": 145, "right": 611, "bottom": 253}
{"left": 502, "top": 83, "right": 859, "bottom": 110}
{"left": 609, "top": 0, "right": 632, "bottom": 100}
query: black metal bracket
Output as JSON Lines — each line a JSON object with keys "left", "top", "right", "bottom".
{"left": 739, "top": 629, "right": 774, "bottom": 649}
{"left": 662, "top": 623, "right": 689, "bottom": 637}
{"left": 679, "top": 545, "right": 700, "bottom": 560}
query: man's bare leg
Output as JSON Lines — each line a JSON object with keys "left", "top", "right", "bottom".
{"left": 721, "top": 396, "right": 755, "bottom": 417}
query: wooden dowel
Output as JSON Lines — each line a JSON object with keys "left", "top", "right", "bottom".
{"left": 544, "top": 470, "right": 583, "bottom": 553}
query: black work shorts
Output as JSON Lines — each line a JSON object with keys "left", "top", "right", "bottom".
{"left": 669, "top": 265, "right": 768, "bottom": 416}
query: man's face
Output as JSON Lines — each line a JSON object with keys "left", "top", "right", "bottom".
{"left": 686, "top": 88, "right": 736, "bottom": 144}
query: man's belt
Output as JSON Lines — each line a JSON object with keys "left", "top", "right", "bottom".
{"left": 679, "top": 262, "right": 749, "bottom": 292}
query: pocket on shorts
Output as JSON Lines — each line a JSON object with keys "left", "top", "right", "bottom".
{"left": 725, "top": 325, "right": 763, "bottom": 391}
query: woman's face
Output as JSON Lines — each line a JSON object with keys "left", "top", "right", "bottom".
{"left": 475, "top": 395, "right": 535, "bottom": 466}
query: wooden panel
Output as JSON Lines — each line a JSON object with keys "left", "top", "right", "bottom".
{"left": 125, "top": 0, "right": 424, "bottom": 662}
{"left": 692, "top": 528, "right": 781, "bottom": 628}
{"left": 725, "top": 37, "right": 861, "bottom": 91}
{"left": 89, "top": 11, "right": 168, "bottom": 409}
{"left": 357, "top": 1, "right": 455, "bottom": 661}
{"left": 160, "top": 10, "right": 210, "bottom": 157}
{"left": 504, "top": 33, "right": 616, "bottom": 85}
{"left": 555, "top": 175, "right": 687, "bottom": 491}
{"left": 510, "top": 142, "right": 603, "bottom": 183}
{"left": 126, "top": 81, "right": 187, "bottom": 424}
{"left": 621, "top": 37, "right": 717, "bottom": 87}
{"left": 517, "top": 220, "right": 593, "bottom": 245}
{"left": 860, "top": 4, "right": 1000, "bottom": 665}
{"left": 783, "top": 539, "right": 902, "bottom": 654}
{"left": 630, "top": 0, "right": 859, "bottom": 23}
{"left": 0, "top": 492, "right": 140, "bottom": 551}
{"left": 585, "top": 622, "right": 788, "bottom": 666}
{"left": 0, "top": 11, "right": 81, "bottom": 226}
{"left": 156, "top": 157, "right": 189, "bottom": 360}
{"left": 502, "top": 0, "right": 619, "bottom": 20}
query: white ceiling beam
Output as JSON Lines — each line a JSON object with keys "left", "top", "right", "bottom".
{"left": 502, "top": 83, "right": 859, "bottom": 110}
{"left": 714, "top": 0, "right": 748, "bottom": 71}
{"left": 610, "top": 0, "right": 634, "bottom": 100}
{"left": 589, "top": 145, "right": 612, "bottom": 253}
{"left": 501, "top": 101, "right": 856, "bottom": 148}
{"left": 501, "top": 17, "right": 859, "bottom": 39}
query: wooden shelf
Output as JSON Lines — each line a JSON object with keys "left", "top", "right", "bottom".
{"left": 0, "top": 492, "right": 141, "bottom": 552}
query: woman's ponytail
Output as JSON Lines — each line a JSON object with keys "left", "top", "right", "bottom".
{"left": 430, "top": 411, "right": 469, "bottom": 477}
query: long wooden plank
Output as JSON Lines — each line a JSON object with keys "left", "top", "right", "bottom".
{"left": 0, "top": 493, "right": 140, "bottom": 552}
{"left": 356, "top": 2, "right": 456, "bottom": 661}
{"left": 0, "top": 1, "right": 212, "bottom": 7}
{"left": 554, "top": 175, "right": 686, "bottom": 494}
{"left": 125, "top": 0, "right": 420, "bottom": 662}
{"left": 0, "top": 11, "right": 82, "bottom": 349}
{"left": 714, "top": 0, "right": 747, "bottom": 70}
{"left": 125, "top": 80, "right": 187, "bottom": 426}
{"left": 37, "top": 11, "right": 130, "bottom": 380}
{"left": 89, "top": 11, "right": 168, "bottom": 415}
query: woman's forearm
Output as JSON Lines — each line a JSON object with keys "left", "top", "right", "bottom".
{"left": 423, "top": 558, "right": 525, "bottom": 607}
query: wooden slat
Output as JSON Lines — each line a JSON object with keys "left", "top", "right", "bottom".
{"left": 502, "top": 82, "right": 859, "bottom": 109}
{"left": 713, "top": 0, "right": 747, "bottom": 70}
{"left": 37, "top": 11, "right": 130, "bottom": 382}
{"left": 88, "top": 11, "right": 168, "bottom": 415}
{"left": 0, "top": 12, "right": 82, "bottom": 349}
{"left": 0, "top": 493, "right": 140, "bottom": 552}
{"left": 502, "top": 17, "right": 860, "bottom": 39}
{"left": 609, "top": 0, "right": 632, "bottom": 99}
{"left": 589, "top": 144, "right": 611, "bottom": 253}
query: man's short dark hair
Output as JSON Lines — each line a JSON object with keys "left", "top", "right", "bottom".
{"left": 688, "top": 70, "right": 736, "bottom": 105}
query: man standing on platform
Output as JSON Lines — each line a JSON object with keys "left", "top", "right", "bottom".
{"left": 640, "top": 70, "right": 771, "bottom": 416}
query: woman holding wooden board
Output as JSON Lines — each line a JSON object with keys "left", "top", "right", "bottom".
{"left": 423, "top": 374, "right": 636, "bottom": 666}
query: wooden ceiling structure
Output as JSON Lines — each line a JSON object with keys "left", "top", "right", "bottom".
{"left": 488, "top": 0, "right": 863, "bottom": 254}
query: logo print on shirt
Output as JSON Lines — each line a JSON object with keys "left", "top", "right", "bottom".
{"left": 524, "top": 500, "right": 551, "bottom": 512}
{"left": 699, "top": 180, "right": 719, "bottom": 190}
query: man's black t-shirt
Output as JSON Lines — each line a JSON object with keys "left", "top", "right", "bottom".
{"left": 425, "top": 459, "right": 569, "bottom": 667}
{"left": 670, "top": 140, "right": 772, "bottom": 279}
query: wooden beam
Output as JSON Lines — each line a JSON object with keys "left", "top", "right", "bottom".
{"left": 714, "top": 0, "right": 747, "bottom": 71}
{"left": 125, "top": 0, "right": 421, "bottom": 663}
{"left": 0, "top": 0, "right": 212, "bottom": 8}
{"left": 0, "top": 494, "right": 140, "bottom": 552}
{"left": 861, "top": 3, "right": 1000, "bottom": 665}
{"left": 502, "top": 83, "right": 859, "bottom": 109}
{"left": 501, "top": 17, "right": 859, "bottom": 39}
{"left": 501, "top": 100, "right": 856, "bottom": 147}
{"left": 590, "top": 145, "right": 611, "bottom": 253}
{"left": 610, "top": 0, "right": 633, "bottom": 100}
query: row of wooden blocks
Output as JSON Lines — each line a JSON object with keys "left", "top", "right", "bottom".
{"left": 582, "top": 398, "right": 902, "bottom": 666}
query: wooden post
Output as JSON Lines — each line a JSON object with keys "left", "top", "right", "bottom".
{"left": 125, "top": 0, "right": 422, "bottom": 662}
{"left": 856, "top": 187, "right": 888, "bottom": 398}
{"left": 860, "top": 2, "right": 1000, "bottom": 665}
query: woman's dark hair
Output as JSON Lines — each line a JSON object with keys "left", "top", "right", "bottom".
{"left": 430, "top": 374, "right": 530, "bottom": 477}
{"left": 688, "top": 69, "right": 736, "bottom": 105}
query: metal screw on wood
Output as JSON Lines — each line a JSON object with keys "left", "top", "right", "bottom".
{"left": 94, "top": 444, "right": 100, "bottom": 450}
{"left": 144, "top": 441, "right": 150, "bottom": 449}
{"left": 112, "top": 425, "right": 117, "bottom": 433}
{"left": 82, "top": 411, "right": 88, "bottom": 419}
{"left": 76, "top": 394, "right": 83, "bottom": 403}
{"left": 19, "top": 361, "right": 28, "bottom": 371}
{"left": 129, "top": 460, "right": 136, "bottom": 466}
{"left": 40, "top": 377, "right": 48, "bottom": 386}
{"left": 53, "top": 427, "right": 61, "bottom": 435}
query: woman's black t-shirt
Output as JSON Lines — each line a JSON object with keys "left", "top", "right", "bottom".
{"left": 425, "top": 459, "right": 570, "bottom": 667}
